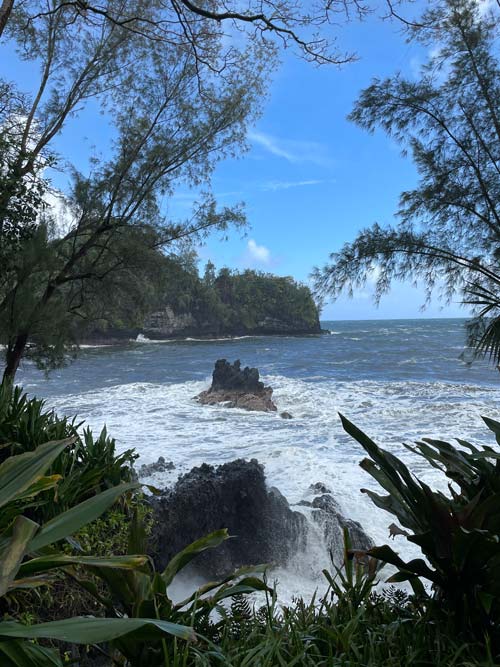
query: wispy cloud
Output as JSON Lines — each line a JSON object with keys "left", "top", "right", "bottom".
{"left": 261, "top": 179, "right": 324, "bottom": 192}
{"left": 249, "top": 131, "right": 332, "bottom": 167}
{"left": 247, "top": 239, "right": 271, "bottom": 265}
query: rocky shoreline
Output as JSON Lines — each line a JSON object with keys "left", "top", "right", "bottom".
{"left": 78, "top": 329, "right": 328, "bottom": 346}
{"left": 144, "top": 457, "right": 373, "bottom": 580}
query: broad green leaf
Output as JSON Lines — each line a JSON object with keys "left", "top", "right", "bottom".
{"left": 162, "top": 529, "right": 230, "bottom": 586}
{"left": 0, "top": 639, "right": 63, "bottom": 667}
{"left": 18, "top": 554, "right": 148, "bottom": 578}
{"left": 0, "top": 516, "right": 38, "bottom": 596}
{"left": 28, "top": 481, "right": 139, "bottom": 551}
{"left": 11, "top": 476, "right": 62, "bottom": 504}
{"left": 0, "top": 617, "right": 195, "bottom": 643}
{"left": 0, "top": 438, "right": 75, "bottom": 508}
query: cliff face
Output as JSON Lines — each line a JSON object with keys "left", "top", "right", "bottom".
{"left": 81, "top": 268, "right": 322, "bottom": 342}
{"left": 142, "top": 307, "right": 321, "bottom": 339}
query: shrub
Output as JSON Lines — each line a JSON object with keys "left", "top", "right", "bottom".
{"left": 0, "top": 384, "right": 138, "bottom": 521}
{"left": 340, "top": 412, "right": 500, "bottom": 648}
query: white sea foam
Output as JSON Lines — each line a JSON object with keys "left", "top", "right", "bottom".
{"left": 48, "top": 372, "right": 500, "bottom": 603}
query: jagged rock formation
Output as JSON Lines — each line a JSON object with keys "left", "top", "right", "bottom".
{"left": 148, "top": 460, "right": 373, "bottom": 580}
{"left": 197, "top": 359, "right": 277, "bottom": 412}
{"left": 149, "top": 459, "right": 306, "bottom": 578}
{"left": 138, "top": 456, "right": 175, "bottom": 477}
{"left": 310, "top": 492, "right": 374, "bottom": 554}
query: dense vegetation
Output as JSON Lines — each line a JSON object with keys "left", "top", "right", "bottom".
{"left": 84, "top": 259, "right": 321, "bottom": 340}
{"left": 1, "top": 384, "right": 499, "bottom": 666}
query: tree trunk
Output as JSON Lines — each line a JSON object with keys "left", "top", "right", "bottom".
{"left": 0, "top": 0, "right": 14, "bottom": 38}
{"left": 2, "top": 333, "right": 28, "bottom": 385}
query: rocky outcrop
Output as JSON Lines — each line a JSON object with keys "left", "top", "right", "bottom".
{"left": 148, "top": 461, "right": 373, "bottom": 581}
{"left": 144, "top": 306, "right": 197, "bottom": 338}
{"left": 309, "top": 489, "right": 374, "bottom": 554}
{"left": 138, "top": 456, "right": 175, "bottom": 477}
{"left": 197, "top": 359, "right": 277, "bottom": 412}
{"left": 141, "top": 310, "right": 322, "bottom": 340}
{"left": 149, "top": 459, "right": 306, "bottom": 578}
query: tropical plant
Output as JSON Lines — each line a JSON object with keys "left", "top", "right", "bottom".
{"left": 0, "top": 437, "right": 195, "bottom": 665}
{"left": 0, "top": 384, "right": 137, "bottom": 519}
{"left": 340, "top": 412, "right": 500, "bottom": 644}
{"left": 85, "top": 508, "right": 269, "bottom": 666}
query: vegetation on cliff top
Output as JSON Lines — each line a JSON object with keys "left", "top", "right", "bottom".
{"left": 83, "top": 257, "right": 321, "bottom": 340}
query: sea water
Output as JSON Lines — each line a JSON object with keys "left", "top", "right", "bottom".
{"left": 17, "top": 318, "right": 500, "bottom": 602}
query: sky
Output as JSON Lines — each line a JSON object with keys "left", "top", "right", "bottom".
{"left": 170, "top": 4, "right": 470, "bottom": 320}
{"left": 2, "top": 3, "right": 476, "bottom": 320}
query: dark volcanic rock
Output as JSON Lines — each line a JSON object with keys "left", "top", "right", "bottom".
{"left": 138, "top": 456, "right": 175, "bottom": 477}
{"left": 149, "top": 459, "right": 306, "bottom": 578}
{"left": 211, "top": 359, "right": 264, "bottom": 392}
{"left": 197, "top": 359, "right": 278, "bottom": 412}
{"left": 280, "top": 411, "right": 293, "bottom": 419}
{"left": 311, "top": 493, "right": 374, "bottom": 553}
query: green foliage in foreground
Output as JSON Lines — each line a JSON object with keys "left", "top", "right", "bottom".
{"left": 341, "top": 412, "right": 500, "bottom": 651}
{"left": 0, "top": 384, "right": 137, "bottom": 520}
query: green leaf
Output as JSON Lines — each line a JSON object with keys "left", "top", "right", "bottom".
{"left": 13, "top": 475, "right": 62, "bottom": 502}
{"left": 162, "top": 529, "right": 230, "bottom": 586}
{"left": 478, "top": 591, "right": 495, "bottom": 614}
{"left": 0, "top": 617, "right": 195, "bottom": 644}
{"left": 17, "top": 554, "right": 148, "bottom": 578}
{"left": 0, "top": 516, "right": 39, "bottom": 596}
{"left": 28, "top": 481, "right": 139, "bottom": 552}
{"left": 0, "top": 639, "right": 63, "bottom": 667}
{"left": 0, "top": 438, "right": 75, "bottom": 509}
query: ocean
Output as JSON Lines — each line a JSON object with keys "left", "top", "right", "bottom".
{"left": 17, "top": 318, "right": 500, "bottom": 602}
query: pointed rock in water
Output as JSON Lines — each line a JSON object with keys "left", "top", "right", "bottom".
{"left": 149, "top": 459, "right": 306, "bottom": 578}
{"left": 138, "top": 456, "right": 175, "bottom": 477}
{"left": 310, "top": 491, "right": 374, "bottom": 555}
{"left": 148, "top": 463, "right": 373, "bottom": 581}
{"left": 197, "top": 359, "right": 277, "bottom": 412}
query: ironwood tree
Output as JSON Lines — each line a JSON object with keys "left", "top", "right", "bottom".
{"left": 314, "top": 0, "right": 500, "bottom": 364}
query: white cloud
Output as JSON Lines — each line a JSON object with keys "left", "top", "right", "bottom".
{"left": 247, "top": 239, "right": 271, "bottom": 264}
{"left": 261, "top": 179, "right": 324, "bottom": 192}
{"left": 249, "top": 131, "right": 332, "bottom": 166}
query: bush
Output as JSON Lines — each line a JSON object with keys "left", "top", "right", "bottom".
{"left": 340, "top": 412, "right": 500, "bottom": 650}
{"left": 0, "top": 384, "right": 138, "bottom": 521}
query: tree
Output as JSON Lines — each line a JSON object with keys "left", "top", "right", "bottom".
{"left": 0, "top": 0, "right": 371, "bottom": 382}
{"left": 313, "top": 0, "right": 500, "bottom": 363}
{"left": 0, "top": 0, "right": 368, "bottom": 65}
{"left": 0, "top": 0, "right": 270, "bottom": 382}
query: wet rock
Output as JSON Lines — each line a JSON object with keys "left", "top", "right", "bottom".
{"left": 309, "top": 482, "right": 331, "bottom": 494}
{"left": 138, "top": 456, "right": 175, "bottom": 477}
{"left": 197, "top": 359, "right": 277, "bottom": 412}
{"left": 149, "top": 459, "right": 306, "bottom": 579}
{"left": 211, "top": 359, "right": 264, "bottom": 392}
{"left": 280, "top": 411, "right": 293, "bottom": 419}
{"left": 311, "top": 493, "right": 374, "bottom": 553}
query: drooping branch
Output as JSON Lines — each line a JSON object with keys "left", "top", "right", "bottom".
{"left": 9, "top": 0, "right": 369, "bottom": 65}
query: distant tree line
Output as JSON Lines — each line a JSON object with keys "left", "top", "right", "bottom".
{"left": 84, "top": 256, "right": 321, "bottom": 338}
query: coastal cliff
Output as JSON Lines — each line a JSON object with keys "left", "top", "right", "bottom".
{"left": 83, "top": 263, "right": 322, "bottom": 341}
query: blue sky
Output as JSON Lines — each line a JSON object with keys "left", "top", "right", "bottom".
{"left": 2, "top": 6, "right": 469, "bottom": 320}
{"left": 175, "top": 9, "right": 468, "bottom": 320}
